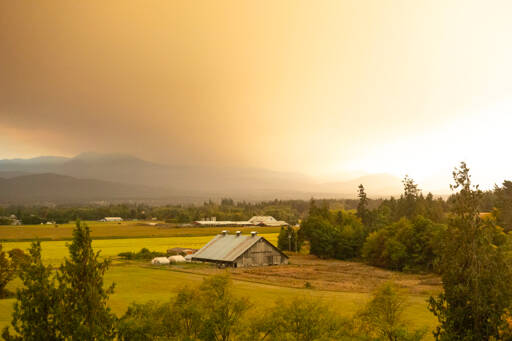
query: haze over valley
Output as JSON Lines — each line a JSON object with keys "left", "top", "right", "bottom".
{"left": 0, "top": 152, "right": 409, "bottom": 203}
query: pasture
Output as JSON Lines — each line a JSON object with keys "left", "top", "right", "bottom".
{"left": 0, "top": 222, "right": 438, "bottom": 338}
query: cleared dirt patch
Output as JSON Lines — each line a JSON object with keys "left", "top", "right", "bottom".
{"left": 183, "top": 254, "right": 442, "bottom": 295}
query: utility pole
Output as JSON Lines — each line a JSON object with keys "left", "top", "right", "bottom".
{"left": 288, "top": 231, "right": 292, "bottom": 252}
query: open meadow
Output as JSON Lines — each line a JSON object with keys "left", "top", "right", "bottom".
{"left": 0, "top": 222, "right": 439, "bottom": 338}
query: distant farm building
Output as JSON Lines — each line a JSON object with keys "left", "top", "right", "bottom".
{"left": 101, "top": 217, "right": 123, "bottom": 222}
{"left": 193, "top": 216, "right": 288, "bottom": 227}
{"left": 247, "top": 216, "right": 287, "bottom": 227}
{"left": 0, "top": 215, "right": 21, "bottom": 226}
{"left": 167, "top": 247, "right": 198, "bottom": 256}
{"left": 192, "top": 231, "right": 288, "bottom": 267}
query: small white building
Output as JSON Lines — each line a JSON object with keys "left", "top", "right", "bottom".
{"left": 193, "top": 216, "right": 288, "bottom": 227}
{"left": 248, "top": 216, "right": 288, "bottom": 227}
{"left": 101, "top": 217, "right": 123, "bottom": 222}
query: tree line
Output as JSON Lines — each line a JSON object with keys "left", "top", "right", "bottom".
{"left": 0, "top": 199, "right": 377, "bottom": 226}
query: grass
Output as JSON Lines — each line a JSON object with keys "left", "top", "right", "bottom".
{"left": 1, "top": 263, "right": 437, "bottom": 336}
{"left": 0, "top": 221, "right": 281, "bottom": 242}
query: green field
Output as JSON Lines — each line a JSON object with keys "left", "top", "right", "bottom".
{"left": 0, "top": 221, "right": 281, "bottom": 241}
{"left": 1, "top": 263, "right": 436, "bottom": 335}
{"left": 0, "top": 223, "right": 437, "bottom": 338}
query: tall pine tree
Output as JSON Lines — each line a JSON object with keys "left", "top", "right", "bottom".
{"left": 428, "top": 162, "right": 512, "bottom": 340}
{"left": 56, "top": 220, "right": 117, "bottom": 340}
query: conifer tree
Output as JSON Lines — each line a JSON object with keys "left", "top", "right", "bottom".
{"left": 56, "top": 220, "right": 117, "bottom": 340}
{"left": 357, "top": 184, "right": 370, "bottom": 227}
{"left": 428, "top": 162, "right": 512, "bottom": 340}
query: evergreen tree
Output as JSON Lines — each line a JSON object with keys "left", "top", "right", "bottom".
{"left": 400, "top": 175, "right": 420, "bottom": 219}
{"left": 428, "top": 162, "right": 512, "bottom": 340}
{"left": 357, "top": 184, "right": 371, "bottom": 228}
{"left": 56, "top": 220, "right": 117, "bottom": 340}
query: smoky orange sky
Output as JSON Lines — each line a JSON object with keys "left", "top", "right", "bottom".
{"left": 1, "top": 1, "right": 512, "bottom": 189}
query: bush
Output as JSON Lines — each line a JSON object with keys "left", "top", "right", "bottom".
{"left": 357, "top": 282, "right": 426, "bottom": 341}
{"left": 244, "top": 296, "right": 357, "bottom": 341}
{"left": 118, "top": 274, "right": 250, "bottom": 341}
{"left": 117, "top": 248, "right": 166, "bottom": 260}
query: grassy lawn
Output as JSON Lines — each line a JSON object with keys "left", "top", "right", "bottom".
{"left": 0, "top": 221, "right": 281, "bottom": 242}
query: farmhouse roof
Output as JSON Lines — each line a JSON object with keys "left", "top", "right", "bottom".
{"left": 192, "top": 232, "right": 287, "bottom": 263}
{"left": 248, "top": 216, "right": 288, "bottom": 226}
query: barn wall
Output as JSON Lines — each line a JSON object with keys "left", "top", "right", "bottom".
{"left": 235, "top": 239, "right": 288, "bottom": 267}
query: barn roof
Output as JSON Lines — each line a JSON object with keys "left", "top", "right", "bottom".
{"left": 192, "top": 233, "right": 287, "bottom": 263}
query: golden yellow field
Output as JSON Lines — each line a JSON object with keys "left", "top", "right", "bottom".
{"left": 0, "top": 221, "right": 281, "bottom": 241}
{"left": 2, "top": 233, "right": 278, "bottom": 265}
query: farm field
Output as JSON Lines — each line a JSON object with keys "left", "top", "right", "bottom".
{"left": 0, "top": 221, "right": 281, "bottom": 241}
{"left": 1, "top": 233, "right": 279, "bottom": 265}
{"left": 0, "top": 226, "right": 438, "bottom": 339}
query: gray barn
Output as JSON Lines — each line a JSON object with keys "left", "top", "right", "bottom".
{"left": 191, "top": 231, "right": 288, "bottom": 267}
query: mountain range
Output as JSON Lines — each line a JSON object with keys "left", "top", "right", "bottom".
{"left": 0, "top": 152, "right": 405, "bottom": 204}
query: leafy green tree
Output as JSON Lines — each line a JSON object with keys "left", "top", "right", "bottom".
{"left": 358, "top": 282, "right": 425, "bottom": 341}
{"left": 56, "top": 220, "right": 117, "bottom": 340}
{"left": 299, "top": 216, "right": 338, "bottom": 258}
{"left": 278, "top": 226, "right": 301, "bottom": 252}
{"left": 246, "top": 296, "right": 351, "bottom": 341}
{"left": 198, "top": 274, "right": 251, "bottom": 341}
{"left": 362, "top": 216, "right": 445, "bottom": 272}
{"left": 117, "top": 301, "right": 173, "bottom": 341}
{"left": 0, "top": 244, "right": 15, "bottom": 298}
{"left": 300, "top": 207, "right": 367, "bottom": 260}
{"left": 428, "top": 162, "right": 512, "bottom": 340}
{"left": 7, "top": 249, "right": 30, "bottom": 274}
{"left": 172, "top": 286, "right": 203, "bottom": 339}
{"left": 2, "top": 242, "right": 62, "bottom": 341}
